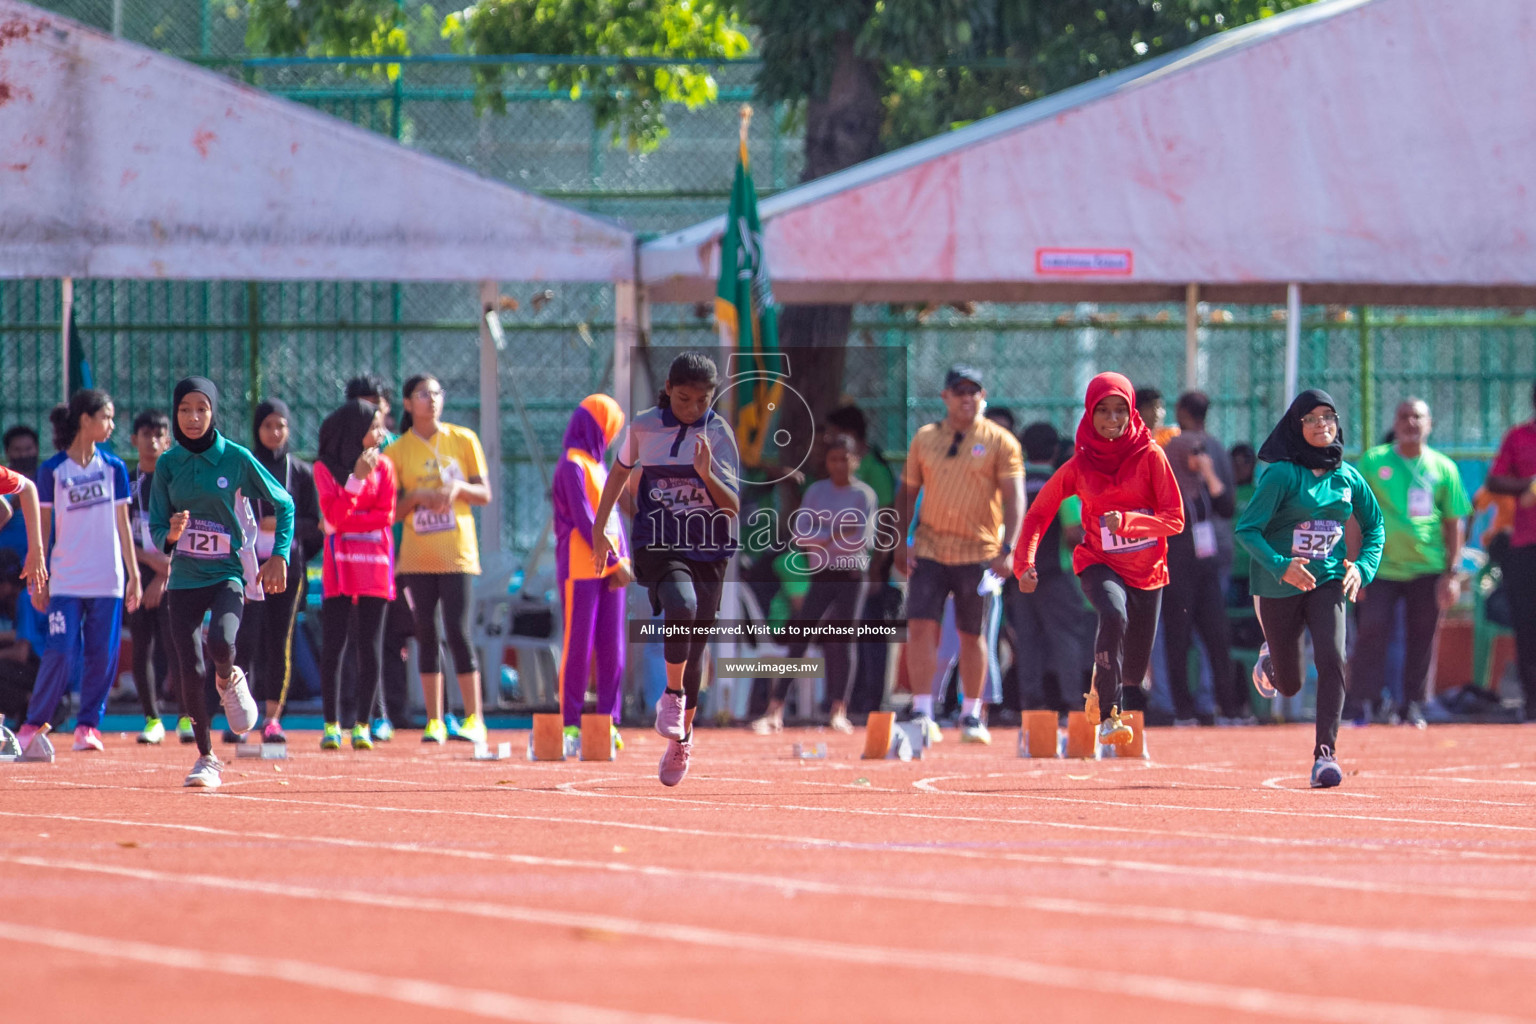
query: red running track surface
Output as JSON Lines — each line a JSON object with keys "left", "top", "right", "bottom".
{"left": 2, "top": 723, "right": 1534, "bottom": 1023}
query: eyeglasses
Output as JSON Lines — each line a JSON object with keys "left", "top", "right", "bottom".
{"left": 412, "top": 388, "right": 444, "bottom": 400}
{"left": 946, "top": 431, "right": 964, "bottom": 458}
{"left": 1301, "top": 413, "right": 1339, "bottom": 428}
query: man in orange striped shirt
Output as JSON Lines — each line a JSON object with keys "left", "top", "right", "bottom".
{"left": 893, "top": 365, "right": 1025, "bottom": 744}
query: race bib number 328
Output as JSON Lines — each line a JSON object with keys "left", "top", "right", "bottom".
{"left": 1291, "top": 520, "right": 1343, "bottom": 559}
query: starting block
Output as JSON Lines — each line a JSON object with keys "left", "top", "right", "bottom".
{"left": 0, "top": 717, "right": 19, "bottom": 762}
{"left": 1063, "top": 704, "right": 1147, "bottom": 760}
{"left": 236, "top": 739, "right": 288, "bottom": 760}
{"left": 1016, "top": 711, "right": 1060, "bottom": 758}
{"left": 579, "top": 713, "right": 616, "bottom": 762}
{"left": 791, "top": 741, "right": 828, "bottom": 760}
{"left": 861, "top": 711, "right": 925, "bottom": 761}
{"left": 474, "top": 740, "right": 514, "bottom": 761}
{"left": 12, "top": 722, "right": 54, "bottom": 763}
{"left": 1109, "top": 711, "right": 1149, "bottom": 760}
{"left": 527, "top": 714, "right": 566, "bottom": 761}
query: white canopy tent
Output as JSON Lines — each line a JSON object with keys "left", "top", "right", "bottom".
{"left": 0, "top": 0, "right": 641, "bottom": 555}
{"left": 640, "top": 0, "right": 1536, "bottom": 399}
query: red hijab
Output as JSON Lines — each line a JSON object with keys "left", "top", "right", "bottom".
{"left": 1074, "top": 372, "right": 1151, "bottom": 475}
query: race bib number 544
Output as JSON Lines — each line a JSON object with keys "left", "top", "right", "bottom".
{"left": 1292, "top": 520, "right": 1343, "bottom": 559}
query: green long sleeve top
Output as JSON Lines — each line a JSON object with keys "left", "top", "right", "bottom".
{"left": 149, "top": 433, "right": 295, "bottom": 591}
{"left": 1234, "top": 460, "right": 1384, "bottom": 599}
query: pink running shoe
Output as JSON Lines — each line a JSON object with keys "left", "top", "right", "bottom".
{"left": 72, "top": 726, "right": 105, "bottom": 752}
{"left": 15, "top": 723, "right": 42, "bottom": 753}
{"left": 658, "top": 734, "right": 693, "bottom": 787}
{"left": 653, "top": 690, "right": 686, "bottom": 742}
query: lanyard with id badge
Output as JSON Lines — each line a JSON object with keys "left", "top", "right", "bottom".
{"left": 1401, "top": 455, "right": 1436, "bottom": 519}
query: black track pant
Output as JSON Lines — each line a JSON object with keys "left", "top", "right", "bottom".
{"left": 128, "top": 602, "right": 170, "bottom": 720}
{"left": 234, "top": 563, "right": 306, "bottom": 710}
{"left": 399, "top": 573, "right": 478, "bottom": 677}
{"left": 1347, "top": 574, "right": 1442, "bottom": 715}
{"left": 1079, "top": 564, "right": 1162, "bottom": 722}
{"left": 365, "top": 591, "right": 416, "bottom": 726}
{"left": 1504, "top": 545, "right": 1536, "bottom": 710}
{"left": 1164, "top": 535, "right": 1239, "bottom": 718}
{"left": 775, "top": 569, "right": 867, "bottom": 708}
{"left": 1256, "top": 580, "right": 1347, "bottom": 759}
{"left": 321, "top": 595, "right": 388, "bottom": 728}
{"left": 167, "top": 581, "right": 244, "bottom": 757}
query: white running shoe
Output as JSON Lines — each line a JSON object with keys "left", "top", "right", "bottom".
{"left": 217, "top": 666, "right": 259, "bottom": 734}
{"left": 184, "top": 754, "right": 223, "bottom": 790}
{"left": 958, "top": 715, "right": 992, "bottom": 745}
{"left": 1251, "top": 643, "right": 1277, "bottom": 699}
{"left": 72, "top": 726, "right": 105, "bottom": 752}
{"left": 658, "top": 734, "right": 693, "bottom": 787}
{"left": 909, "top": 712, "right": 943, "bottom": 745}
{"left": 654, "top": 690, "right": 686, "bottom": 742}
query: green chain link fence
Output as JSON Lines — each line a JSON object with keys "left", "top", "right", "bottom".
{"left": 7, "top": 0, "right": 1536, "bottom": 553}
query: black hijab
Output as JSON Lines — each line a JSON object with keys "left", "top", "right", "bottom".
{"left": 172, "top": 377, "right": 219, "bottom": 455}
{"left": 252, "top": 398, "right": 292, "bottom": 475}
{"left": 1258, "top": 388, "right": 1344, "bottom": 471}
{"left": 318, "top": 399, "right": 378, "bottom": 485}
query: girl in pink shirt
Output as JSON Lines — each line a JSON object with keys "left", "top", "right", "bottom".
{"left": 313, "top": 399, "right": 396, "bottom": 750}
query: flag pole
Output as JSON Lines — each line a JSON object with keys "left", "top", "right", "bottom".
{"left": 712, "top": 104, "right": 752, "bottom": 722}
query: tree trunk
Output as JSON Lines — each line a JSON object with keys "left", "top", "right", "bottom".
{"left": 779, "top": 31, "right": 884, "bottom": 462}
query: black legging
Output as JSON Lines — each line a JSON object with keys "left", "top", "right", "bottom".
{"left": 1503, "top": 544, "right": 1536, "bottom": 711}
{"left": 1078, "top": 563, "right": 1162, "bottom": 721}
{"left": 1256, "top": 580, "right": 1347, "bottom": 759}
{"left": 320, "top": 595, "right": 388, "bottom": 728}
{"left": 1164, "top": 534, "right": 1239, "bottom": 718}
{"left": 129, "top": 601, "right": 170, "bottom": 720}
{"left": 656, "top": 571, "right": 724, "bottom": 711}
{"left": 399, "top": 573, "right": 478, "bottom": 676}
{"left": 1347, "top": 574, "right": 1442, "bottom": 715}
{"left": 233, "top": 562, "right": 306, "bottom": 710}
{"left": 167, "top": 581, "right": 244, "bottom": 757}
{"left": 775, "top": 569, "right": 867, "bottom": 707}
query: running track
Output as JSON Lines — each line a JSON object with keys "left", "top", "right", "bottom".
{"left": 2, "top": 723, "right": 1533, "bottom": 1023}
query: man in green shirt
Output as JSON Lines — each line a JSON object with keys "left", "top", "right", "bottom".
{"left": 1346, "top": 398, "right": 1471, "bottom": 728}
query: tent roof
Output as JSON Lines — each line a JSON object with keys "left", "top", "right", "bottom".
{"left": 642, "top": 0, "right": 1536, "bottom": 306}
{"left": 0, "top": 0, "right": 633, "bottom": 282}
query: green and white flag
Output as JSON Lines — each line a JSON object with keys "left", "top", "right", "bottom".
{"left": 715, "top": 113, "right": 780, "bottom": 469}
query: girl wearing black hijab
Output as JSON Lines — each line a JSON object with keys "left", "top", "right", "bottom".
{"left": 149, "top": 377, "right": 295, "bottom": 790}
{"left": 230, "top": 398, "right": 320, "bottom": 744}
{"left": 1235, "top": 389, "right": 1384, "bottom": 789}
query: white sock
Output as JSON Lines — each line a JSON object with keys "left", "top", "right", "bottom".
{"left": 911, "top": 695, "right": 935, "bottom": 717}
{"left": 963, "top": 697, "right": 983, "bottom": 719}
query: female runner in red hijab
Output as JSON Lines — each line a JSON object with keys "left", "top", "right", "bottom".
{"left": 1014, "top": 373, "right": 1185, "bottom": 745}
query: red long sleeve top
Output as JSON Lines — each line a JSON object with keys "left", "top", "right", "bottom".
{"left": 1013, "top": 444, "right": 1185, "bottom": 590}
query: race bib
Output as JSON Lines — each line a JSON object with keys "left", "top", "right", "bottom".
{"left": 176, "top": 518, "right": 232, "bottom": 559}
{"left": 649, "top": 475, "right": 711, "bottom": 512}
{"left": 1291, "top": 520, "right": 1343, "bottom": 560}
{"left": 1192, "top": 520, "right": 1218, "bottom": 560}
{"left": 1100, "top": 510, "right": 1156, "bottom": 554}
{"left": 64, "top": 474, "right": 110, "bottom": 512}
{"left": 412, "top": 506, "right": 457, "bottom": 535}
{"left": 1407, "top": 487, "right": 1434, "bottom": 519}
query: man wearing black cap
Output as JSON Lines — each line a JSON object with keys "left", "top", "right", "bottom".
{"left": 893, "top": 364, "right": 1025, "bottom": 744}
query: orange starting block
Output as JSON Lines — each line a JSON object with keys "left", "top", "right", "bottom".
{"left": 579, "top": 713, "right": 617, "bottom": 762}
{"left": 527, "top": 714, "right": 566, "bottom": 761}
{"left": 1017, "top": 710, "right": 1060, "bottom": 758}
{"left": 862, "top": 711, "right": 921, "bottom": 761}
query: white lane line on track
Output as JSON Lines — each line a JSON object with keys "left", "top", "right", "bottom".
{"left": 0, "top": 857, "right": 1524, "bottom": 1024}
{"left": 212, "top": 789, "right": 1536, "bottom": 902}
{"left": 7, "top": 813, "right": 1533, "bottom": 962}
{"left": 907, "top": 775, "right": 1536, "bottom": 831}
{"left": 0, "top": 917, "right": 723, "bottom": 1024}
